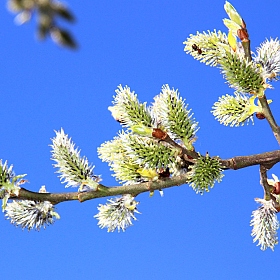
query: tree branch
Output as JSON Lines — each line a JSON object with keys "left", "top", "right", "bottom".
{"left": 259, "top": 164, "right": 273, "bottom": 200}
{"left": 152, "top": 128, "right": 199, "bottom": 162}
{"left": 16, "top": 175, "right": 189, "bottom": 204}
{"left": 258, "top": 94, "right": 280, "bottom": 145}
{"left": 9, "top": 149, "right": 280, "bottom": 205}
{"left": 219, "top": 150, "right": 280, "bottom": 170}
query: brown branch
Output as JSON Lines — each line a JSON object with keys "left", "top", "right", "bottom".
{"left": 152, "top": 128, "right": 199, "bottom": 162}
{"left": 8, "top": 149, "right": 280, "bottom": 205}
{"left": 16, "top": 174, "right": 190, "bottom": 204}
{"left": 16, "top": 188, "right": 79, "bottom": 205}
{"left": 162, "top": 133, "right": 199, "bottom": 162}
{"left": 219, "top": 150, "right": 280, "bottom": 170}
{"left": 259, "top": 165, "right": 273, "bottom": 200}
{"left": 258, "top": 95, "right": 280, "bottom": 145}
{"left": 237, "top": 20, "right": 280, "bottom": 145}
{"left": 236, "top": 19, "right": 280, "bottom": 144}
{"left": 259, "top": 165, "right": 280, "bottom": 211}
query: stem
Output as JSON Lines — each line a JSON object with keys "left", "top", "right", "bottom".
{"left": 162, "top": 133, "right": 199, "bottom": 161}
{"left": 258, "top": 94, "right": 280, "bottom": 145}
{"left": 241, "top": 39, "right": 252, "bottom": 62}
{"left": 238, "top": 19, "right": 252, "bottom": 61}
{"left": 259, "top": 165, "right": 273, "bottom": 200}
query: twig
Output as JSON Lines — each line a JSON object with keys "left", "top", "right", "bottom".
{"left": 258, "top": 94, "right": 280, "bottom": 145}
{"left": 259, "top": 165, "right": 273, "bottom": 200}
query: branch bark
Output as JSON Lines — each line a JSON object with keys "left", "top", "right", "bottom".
{"left": 219, "top": 150, "right": 280, "bottom": 170}
{"left": 258, "top": 95, "right": 280, "bottom": 145}
{"left": 10, "top": 149, "right": 280, "bottom": 205}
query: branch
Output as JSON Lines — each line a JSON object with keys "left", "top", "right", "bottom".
{"left": 9, "top": 149, "right": 280, "bottom": 204}
{"left": 16, "top": 174, "right": 189, "bottom": 204}
{"left": 220, "top": 150, "right": 280, "bottom": 170}
{"left": 258, "top": 94, "right": 280, "bottom": 145}
{"left": 259, "top": 165, "right": 273, "bottom": 200}
{"left": 152, "top": 128, "right": 199, "bottom": 162}
{"left": 238, "top": 19, "right": 252, "bottom": 62}
{"left": 7, "top": 0, "right": 77, "bottom": 49}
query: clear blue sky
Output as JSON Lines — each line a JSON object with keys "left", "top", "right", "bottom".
{"left": 1, "top": 1, "right": 280, "bottom": 279}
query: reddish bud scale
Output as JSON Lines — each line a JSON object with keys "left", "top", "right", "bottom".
{"left": 237, "top": 28, "right": 249, "bottom": 41}
{"left": 18, "top": 179, "right": 29, "bottom": 185}
{"left": 255, "top": 112, "right": 265, "bottom": 120}
{"left": 274, "top": 182, "right": 280, "bottom": 195}
{"left": 241, "top": 19, "right": 246, "bottom": 29}
{"left": 152, "top": 128, "right": 167, "bottom": 140}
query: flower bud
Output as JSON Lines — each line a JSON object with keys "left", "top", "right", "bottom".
{"left": 131, "top": 124, "right": 153, "bottom": 136}
{"left": 274, "top": 182, "right": 280, "bottom": 195}
{"left": 152, "top": 128, "right": 166, "bottom": 140}
{"left": 255, "top": 112, "right": 265, "bottom": 120}
{"left": 224, "top": 1, "right": 243, "bottom": 26}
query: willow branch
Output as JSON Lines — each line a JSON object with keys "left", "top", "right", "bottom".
{"left": 237, "top": 19, "right": 280, "bottom": 144}
{"left": 219, "top": 150, "right": 280, "bottom": 170}
{"left": 152, "top": 128, "right": 199, "bottom": 162}
{"left": 16, "top": 174, "right": 189, "bottom": 204}
{"left": 238, "top": 19, "right": 252, "bottom": 61}
{"left": 258, "top": 94, "right": 280, "bottom": 145}
{"left": 7, "top": 149, "right": 280, "bottom": 205}
{"left": 259, "top": 165, "right": 273, "bottom": 200}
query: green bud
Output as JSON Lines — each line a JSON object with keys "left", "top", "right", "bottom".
{"left": 1, "top": 182, "right": 21, "bottom": 211}
{"left": 79, "top": 179, "right": 99, "bottom": 192}
{"left": 131, "top": 124, "right": 153, "bottom": 136}
{"left": 224, "top": 1, "right": 243, "bottom": 26}
{"left": 223, "top": 19, "right": 240, "bottom": 35}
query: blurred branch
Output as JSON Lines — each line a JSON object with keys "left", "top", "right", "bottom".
{"left": 7, "top": 0, "right": 77, "bottom": 49}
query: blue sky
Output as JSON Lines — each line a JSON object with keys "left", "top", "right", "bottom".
{"left": 1, "top": 0, "right": 280, "bottom": 279}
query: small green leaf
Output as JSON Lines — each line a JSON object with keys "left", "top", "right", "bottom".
{"left": 224, "top": 1, "right": 243, "bottom": 26}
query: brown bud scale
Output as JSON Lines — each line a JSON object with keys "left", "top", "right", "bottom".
{"left": 255, "top": 112, "right": 265, "bottom": 120}
{"left": 237, "top": 28, "right": 249, "bottom": 41}
{"left": 274, "top": 182, "right": 280, "bottom": 195}
{"left": 152, "top": 128, "right": 167, "bottom": 140}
